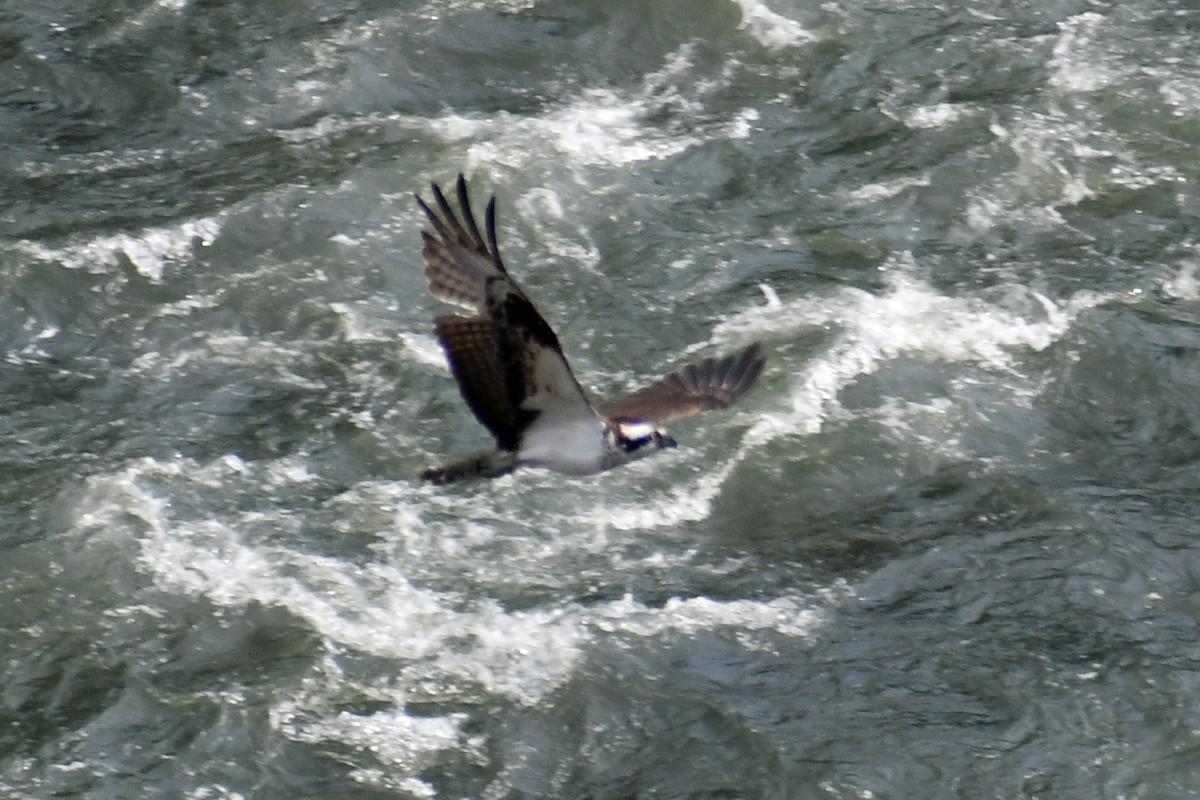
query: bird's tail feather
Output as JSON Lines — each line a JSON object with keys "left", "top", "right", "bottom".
{"left": 421, "top": 449, "right": 519, "bottom": 485}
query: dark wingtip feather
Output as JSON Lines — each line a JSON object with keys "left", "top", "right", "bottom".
{"left": 416, "top": 174, "right": 505, "bottom": 275}
{"left": 728, "top": 342, "right": 766, "bottom": 402}
{"left": 456, "top": 174, "right": 485, "bottom": 245}
{"left": 485, "top": 197, "right": 502, "bottom": 268}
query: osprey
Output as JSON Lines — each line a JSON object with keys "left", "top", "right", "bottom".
{"left": 417, "top": 174, "right": 765, "bottom": 485}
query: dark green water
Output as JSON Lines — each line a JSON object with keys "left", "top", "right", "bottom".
{"left": 4, "top": 1, "right": 1200, "bottom": 797}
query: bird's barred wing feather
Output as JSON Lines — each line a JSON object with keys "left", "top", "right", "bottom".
{"left": 418, "top": 175, "right": 595, "bottom": 450}
{"left": 416, "top": 175, "right": 507, "bottom": 311}
{"left": 598, "top": 342, "right": 765, "bottom": 425}
{"left": 432, "top": 315, "right": 522, "bottom": 451}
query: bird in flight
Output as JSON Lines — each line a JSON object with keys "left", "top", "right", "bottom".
{"left": 416, "top": 174, "right": 765, "bottom": 484}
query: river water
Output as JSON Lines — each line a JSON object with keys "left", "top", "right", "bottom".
{"left": 4, "top": 1, "right": 1200, "bottom": 797}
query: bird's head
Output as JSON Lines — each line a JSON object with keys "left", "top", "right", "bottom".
{"left": 609, "top": 420, "right": 677, "bottom": 460}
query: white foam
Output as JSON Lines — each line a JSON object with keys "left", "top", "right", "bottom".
{"left": 1162, "top": 261, "right": 1200, "bottom": 301}
{"left": 329, "top": 301, "right": 404, "bottom": 345}
{"left": 726, "top": 107, "right": 760, "bottom": 139}
{"left": 425, "top": 45, "right": 759, "bottom": 178}
{"left": 845, "top": 175, "right": 931, "bottom": 203}
{"left": 118, "top": 334, "right": 325, "bottom": 410}
{"left": 966, "top": 14, "right": 1192, "bottom": 232}
{"left": 61, "top": 417, "right": 835, "bottom": 792}
{"left": 732, "top": 0, "right": 816, "bottom": 48}
{"left": 600, "top": 464, "right": 733, "bottom": 531}
{"left": 758, "top": 282, "right": 782, "bottom": 308}
{"left": 905, "top": 102, "right": 971, "bottom": 130}
{"left": 1049, "top": 13, "right": 1116, "bottom": 93}
{"left": 873, "top": 396, "right": 967, "bottom": 460}
{"left": 273, "top": 698, "right": 467, "bottom": 770}
{"left": 398, "top": 331, "right": 449, "bottom": 369}
{"left": 71, "top": 454, "right": 827, "bottom": 699}
{"left": 5, "top": 320, "right": 62, "bottom": 364}
{"left": 965, "top": 109, "right": 1120, "bottom": 229}
{"left": 18, "top": 216, "right": 220, "bottom": 282}
{"left": 431, "top": 88, "right": 699, "bottom": 174}
{"left": 514, "top": 188, "right": 602, "bottom": 271}
{"left": 715, "top": 256, "right": 1110, "bottom": 451}
{"left": 592, "top": 593, "right": 823, "bottom": 642}
{"left": 1157, "top": 75, "right": 1200, "bottom": 117}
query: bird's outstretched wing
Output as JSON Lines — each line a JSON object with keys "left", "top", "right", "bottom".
{"left": 417, "top": 175, "right": 595, "bottom": 449}
{"left": 416, "top": 173, "right": 507, "bottom": 311}
{"left": 598, "top": 342, "right": 766, "bottom": 425}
